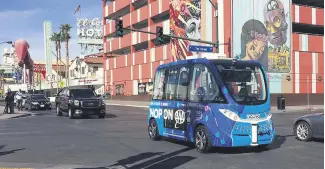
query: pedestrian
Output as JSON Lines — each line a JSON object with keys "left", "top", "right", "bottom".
{"left": 4, "top": 89, "right": 13, "bottom": 114}
{"left": 4, "top": 92, "right": 9, "bottom": 114}
{"left": 15, "top": 89, "right": 23, "bottom": 111}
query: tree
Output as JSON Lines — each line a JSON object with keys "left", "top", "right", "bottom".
{"left": 50, "top": 32, "right": 61, "bottom": 92}
{"left": 60, "top": 24, "right": 72, "bottom": 87}
{"left": 0, "top": 69, "right": 5, "bottom": 96}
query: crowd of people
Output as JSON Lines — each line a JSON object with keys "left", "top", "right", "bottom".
{"left": 3, "top": 89, "right": 24, "bottom": 114}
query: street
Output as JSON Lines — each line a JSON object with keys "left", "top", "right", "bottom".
{"left": 0, "top": 104, "right": 323, "bottom": 169}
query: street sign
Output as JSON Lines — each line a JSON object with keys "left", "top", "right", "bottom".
{"left": 59, "top": 80, "right": 64, "bottom": 88}
{"left": 188, "top": 45, "right": 213, "bottom": 53}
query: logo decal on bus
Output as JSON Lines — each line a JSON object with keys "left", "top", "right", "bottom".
{"left": 150, "top": 108, "right": 187, "bottom": 130}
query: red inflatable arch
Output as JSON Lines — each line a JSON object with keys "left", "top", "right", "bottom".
{"left": 13, "top": 39, "right": 34, "bottom": 69}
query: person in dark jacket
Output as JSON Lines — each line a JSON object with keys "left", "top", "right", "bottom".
{"left": 4, "top": 93, "right": 8, "bottom": 114}
{"left": 4, "top": 90, "right": 14, "bottom": 114}
{"left": 4, "top": 92, "right": 11, "bottom": 114}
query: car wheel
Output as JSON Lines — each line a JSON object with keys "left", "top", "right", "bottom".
{"left": 56, "top": 105, "right": 62, "bottom": 116}
{"left": 295, "top": 121, "right": 312, "bottom": 141}
{"left": 98, "top": 109, "right": 106, "bottom": 118}
{"left": 148, "top": 119, "right": 160, "bottom": 141}
{"left": 195, "top": 126, "right": 212, "bottom": 153}
{"left": 68, "top": 107, "right": 74, "bottom": 119}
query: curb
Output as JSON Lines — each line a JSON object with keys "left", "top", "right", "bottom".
{"left": 106, "top": 103, "right": 323, "bottom": 113}
{"left": 8, "top": 113, "right": 32, "bottom": 119}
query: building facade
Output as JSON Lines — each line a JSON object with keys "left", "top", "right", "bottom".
{"left": 102, "top": 0, "right": 324, "bottom": 104}
{"left": 68, "top": 55, "right": 105, "bottom": 94}
{"left": 2, "top": 48, "right": 17, "bottom": 65}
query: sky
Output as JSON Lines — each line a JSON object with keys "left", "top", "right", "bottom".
{"left": 0, "top": 0, "right": 102, "bottom": 64}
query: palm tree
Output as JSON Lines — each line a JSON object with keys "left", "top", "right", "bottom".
{"left": 60, "top": 24, "right": 72, "bottom": 87}
{"left": 49, "top": 32, "right": 61, "bottom": 92}
{"left": 0, "top": 69, "right": 5, "bottom": 97}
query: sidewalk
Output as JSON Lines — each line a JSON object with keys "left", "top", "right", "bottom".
{"left": 0, "top": 106, "right": 32, "bottom": 120}
{"left": 105, "top": 100, "right": 324, "bottom": 113}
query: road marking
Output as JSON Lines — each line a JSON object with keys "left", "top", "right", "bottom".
{"left": 0, "top": 131, "right": 41, "bottom": 135}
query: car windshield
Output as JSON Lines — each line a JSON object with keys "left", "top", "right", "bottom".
{"left": 216, "top": 63, "right": 267, "bottom": 105}
{"left": 70, "top": 89, "right": 96, "bottom": 97}
{"left": 31, "top": 95, "right": 46, "bottom": 100}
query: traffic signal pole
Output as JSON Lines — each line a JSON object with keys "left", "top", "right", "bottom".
{"left": 115, "top": 15, "right": 229, "bottom": 51}
{"left": 123, "top": 27, "right": 224, "bottom": 47}
{"left": 123, "top": 28, "right": 156, "bottom": 35}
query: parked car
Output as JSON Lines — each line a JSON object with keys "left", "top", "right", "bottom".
{"left": 293, "top": 113, "right": 324, "bottom": 141}
{"left": 55, "top": 88, "right": 106, "bottom": 119}
{"left": 24, "top": 94, "right": 52, "bottom": 110}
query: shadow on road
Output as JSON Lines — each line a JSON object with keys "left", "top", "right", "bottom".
{"left": 312, "top": 138, "right": 324, "bottom": 143}
{"left": 0, "top": 145, "right": 25, "bottom": 156}
{"left": 74, "top": 147, "right": 194, "bottom": 169}
{"left": 210, "top": 135, "right": 289, "bottom": 154}
{"left": 80, "top": 113, "right": 117, "bottom": 119}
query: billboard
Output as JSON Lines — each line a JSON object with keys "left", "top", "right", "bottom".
{"left": 170, "top": 0, "right": 202, "bottom": 61}
{"left": 43, "top": 20, "right": 53, "bottom": 79}
{"left": 232, "top": 0, "right": 291, "bottom": 73}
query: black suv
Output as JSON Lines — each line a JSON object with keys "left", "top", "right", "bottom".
{"left": 55, "top": 88, "right": 106, "bottom": 119}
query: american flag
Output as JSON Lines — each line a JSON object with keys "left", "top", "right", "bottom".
{"left": 74, "top": 5, "right": 81, "bottom": 14}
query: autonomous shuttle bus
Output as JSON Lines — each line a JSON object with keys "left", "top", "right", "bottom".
{"left": 147, "top": 58, "right": 275, "bottom": 153}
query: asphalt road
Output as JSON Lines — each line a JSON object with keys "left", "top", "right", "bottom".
{"left": 0, "top": 104, "right": 323, "bottom": 169}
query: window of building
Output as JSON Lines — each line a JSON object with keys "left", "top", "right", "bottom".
{"left": 165, "top": 68, "right": 179, "bottom": 100}
{"left": 82, "top": 67, "right": 85, "bottom": 74}
{"left": 153, "top": 69, "right": 166, "bottom": 100}
{"left": 93, "top": 66, "right": 98, "bottom": 72}
{"left": 176, "top": 66, "right": 190, "bottom": 100}
{"left": 189, "top": 64, "right": 220, "bottom": 102}
{"left": 292, "top": 23, "right": 324, "bottom": 36}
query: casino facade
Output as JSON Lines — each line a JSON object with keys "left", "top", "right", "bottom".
{"left": 102, "top": 0, "right": 324, "bottom": 105}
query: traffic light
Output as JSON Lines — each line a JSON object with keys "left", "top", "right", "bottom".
{"left": 156, "top": 26, "right": 163, "bottom": 43}
{"left": 115, "top": 19, "right": 123, "bottom": 37}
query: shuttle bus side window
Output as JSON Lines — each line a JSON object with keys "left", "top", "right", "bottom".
{"left": 153, "top": 69, "right": 166, "bottom": 100}
{"left": 165, "top": 68, "right": 179, "bottom": 100}
{"left": 189, "top": 64, "right": 219, "bottom": 102}
{"left": 176, "top": 66, "right": 190, "bottom": 100}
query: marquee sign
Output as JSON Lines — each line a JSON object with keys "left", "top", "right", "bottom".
{"left": 77, "top": 17, "right": 103, "bottom": 56}
{"left": 77, "top": 18, "right": 103, "bottom": 45}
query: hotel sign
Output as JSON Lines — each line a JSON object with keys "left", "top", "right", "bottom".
{"left": 77, "top": 18, "right": 103, "bottom": 45}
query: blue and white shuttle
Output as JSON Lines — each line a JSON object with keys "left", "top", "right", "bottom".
{"left": 147, "top": 58, "right": 275, "bottom": 153}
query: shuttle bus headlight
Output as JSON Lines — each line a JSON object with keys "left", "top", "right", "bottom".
{"left": 219, "top": 109, "right": 240, "bottom": 121}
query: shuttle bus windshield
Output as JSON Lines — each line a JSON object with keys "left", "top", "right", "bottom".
{"left": 216, "top": 63, "right": 267, "bottom": 105}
